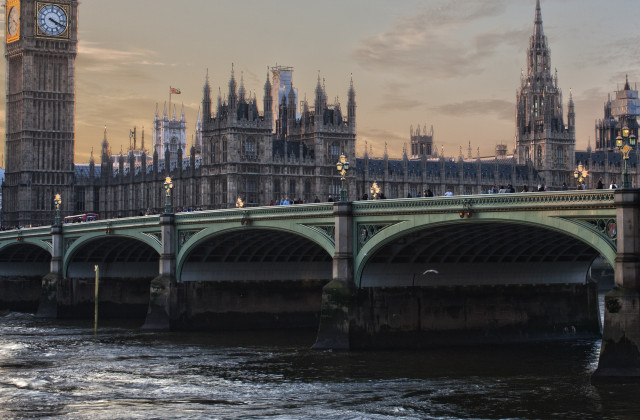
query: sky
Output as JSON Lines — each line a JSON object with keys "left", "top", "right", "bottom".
{"left": 1, "top": 0, "right": 640, "bottom": 164}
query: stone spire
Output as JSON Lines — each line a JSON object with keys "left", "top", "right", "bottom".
{"left": 534, "top": 0, "right": 544, "bottom": 39}
{"left": 263, "top": 69, "right": 273, "bottom": 127}
{"left": 228, "top": 64, "right": 237, "bottom": 113}
{"left": 568, "top": 88, "right": 575, "bottom": 134}
{"left": 202, "top": 69, "right": 212, "bottom": 122}
{"left": 348, "top": 73, "right": 356, "bottom": 132}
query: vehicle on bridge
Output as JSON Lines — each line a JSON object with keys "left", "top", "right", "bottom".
{"left": 63, "top": 213, "right": 99, "bottom": 224}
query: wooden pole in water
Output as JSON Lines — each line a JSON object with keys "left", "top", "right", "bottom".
{"left": 94, "top": 265, "right": 99, "bottom": 334}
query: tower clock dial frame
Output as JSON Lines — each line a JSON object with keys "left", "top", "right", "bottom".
{"left": 35, "top": 2, "right": 70, "bottom": 39}
{"left": 5, "top": 0, "right": 21, "bottom": 43}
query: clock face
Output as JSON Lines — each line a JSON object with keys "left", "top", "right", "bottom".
{"left": 7, "top": 6, "right": 19, "bottom": 37}
{"left": 37, "top": 4, "right": 67, "bottom": 36}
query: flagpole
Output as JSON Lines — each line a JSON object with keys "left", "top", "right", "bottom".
{"left": 169, "top": 86, "right": 172, "bottom": 118}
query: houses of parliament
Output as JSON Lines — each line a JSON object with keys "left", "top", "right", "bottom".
{"left": 3, "top": 0, "right": 639, "bottom": 227}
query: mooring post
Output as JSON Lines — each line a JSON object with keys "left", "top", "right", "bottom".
{"left": 142, "top": 213, "right": 177, "bottom": 330}
{"left": 313, "top": 201, "right": 355, "bottom": 350}
{"left": 593, "top": 188, "right": 640, "bottom": 383}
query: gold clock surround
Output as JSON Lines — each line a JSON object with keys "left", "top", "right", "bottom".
{"left": 5, "top": 0, "right": 21, "bottom": 43}
{"left": 35, "top": 1, "right": 70, "bottom": 39}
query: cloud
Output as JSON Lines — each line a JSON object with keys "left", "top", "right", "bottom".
{"left": 432, "top": 99, "right": 514, "bottom": 121}
{"left": 352, "top": 0, "right": 524, "bottom": 80}
{"left": 77, "top": 42, "right": 168, "bottom": 84}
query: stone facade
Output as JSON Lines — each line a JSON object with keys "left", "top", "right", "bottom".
{"left": 2, "top": 0, "right": 78, "bottom": 227}
{"left": 4, "top": 0, "right": 640, "bottom": 226}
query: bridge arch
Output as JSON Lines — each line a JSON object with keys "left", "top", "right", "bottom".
{"left": 356, "top": 212, "right": 616, "bottom": 288}
{"left": 177, "top": 225, "right": 333, "bottom": 282}
{"left": 64, "top": 234, "right": 160, "bottom": 279}
{"left": 0, "top": 242, "right": 52, "bottom": 276}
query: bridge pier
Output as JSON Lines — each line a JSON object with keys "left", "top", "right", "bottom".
{"left": 36, "top": 225, "right": 63, "bottom": 318}
{"left": 313, "top": 202, "right": 355, "bottom": 350}
{"left": 143, "top": 214, "right": 178, "bottom": 330}
{"left": 593, "top": 189, "right": 640, "bottom": 383}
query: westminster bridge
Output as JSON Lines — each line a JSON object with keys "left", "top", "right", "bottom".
{"left": 1, "top": 189, "right": 639, "bottom": 382}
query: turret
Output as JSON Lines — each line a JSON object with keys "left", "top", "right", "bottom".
{"left": 238, "top": 72, "right": 246, "bottom": 104}
{"left": 228, "top": 65, "right": 237, "bottom": 118}
{"left": 568, "top": 89, "right": 575, "bottom": 134}
{"left": 202, "top": 70, "right": 212, "bottom": 122}
{"left": 347, "top": 75, "right": 356, "bottom": 133}
{"left": 287, "top": 81, "right": 296, "bottom": 126}
{"left": 263, "top": 70, "right": 273, "bottom": 128}
{"left": 314, "top": 72, "right": 324, "bottom": 123}
{"left": 100, "top": 127, "right": 109, "bottom": 164}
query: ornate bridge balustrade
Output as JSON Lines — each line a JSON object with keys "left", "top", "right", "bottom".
{"left": 0, "top": 190, "right": 638, "bottom": 382}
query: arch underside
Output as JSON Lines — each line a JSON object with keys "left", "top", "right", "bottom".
{"left": 181, "top": 229, "right": 332, "bottom": 282}
{"left": 0, "top": 244, "right": 51, "bottom": 276}
{"left": 67, "top": 237, "right": 159, "bottom": 278}
{"left": 362, "top": 222, "right": 604, "bottom": 287}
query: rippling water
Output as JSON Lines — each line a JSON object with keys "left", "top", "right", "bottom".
{"left": 2, "top": 298, "right": 640, "bottom": 419}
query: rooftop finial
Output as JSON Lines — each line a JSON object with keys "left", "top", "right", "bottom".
{"left": 534, "top": 0, "right": 544, "bottom": 38}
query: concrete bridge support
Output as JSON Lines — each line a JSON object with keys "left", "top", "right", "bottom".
{"left": 143, "top": 214, "right": 177, "bottom": 330}
{"left": 314, "top": 202, "right": 355, "bottom": 349}
{"left": 36, "top": 225, "right": 63, "bottom": 318}
{"left": 594, "top": 189, "right": 640, "bottom": 383}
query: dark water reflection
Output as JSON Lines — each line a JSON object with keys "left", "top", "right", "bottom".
{"left": 2, "top": 301, "right": 640, "bottom": 419}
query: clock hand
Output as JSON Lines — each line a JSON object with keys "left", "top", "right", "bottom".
{"left": 48, "top": 17, "right": 62, "bottom": 27}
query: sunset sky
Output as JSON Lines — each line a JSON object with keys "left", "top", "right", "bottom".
{"left": 1, "top": 0, "right": 639, "bottom": 164}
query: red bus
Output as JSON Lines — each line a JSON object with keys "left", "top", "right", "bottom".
{"left": 64, "top": 213, "right": 99, "bottom": 224}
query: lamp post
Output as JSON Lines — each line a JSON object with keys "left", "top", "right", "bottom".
{"left": 369, "top": 181, "right": 380, "bottom": 200}
{"left": 616, "top": 125, "right": 637, "bottom": 188}
{"left": 336, "top": 153, "right": 350, "bottom": 202}
{"left": 163, "top": 176, "right": 174, "bottom": 214}
{"left": 236, "top": 197, "right": 244, "bottom": 208}
{"left": 53, "top": 193, "right": 62, "bottom": 226}
{"left": 573, "top": 163, "right": 588, "bottom": 190}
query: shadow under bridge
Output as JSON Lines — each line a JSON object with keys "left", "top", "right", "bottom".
{"left": 360, "top": 222, "right": 606, "bottom": 287}
{"left": 180, "top": 228, "right": 332, "bottom": 282}
{"left": 64, "top": 236, "right": 160, "bottom": 319}
{"left": 177, "top": 228, "right": 333, "bottom": 330}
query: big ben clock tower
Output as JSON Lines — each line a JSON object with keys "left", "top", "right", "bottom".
{"left": 3, "top": 0, "right": 78, "bottom": 227}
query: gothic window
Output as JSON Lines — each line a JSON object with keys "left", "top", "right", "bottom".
{"left": 222, "top": 140, "right": 227, "bottom": 163}
{"left": 304, "top": 180, "right": 311, "bottom": 202}
{"left": 330, "top": 180, "right": 341, "bottom": 198}
{"left": 556, "top": 147, "right": 564, "bottom": 165}
{"left": 536, "top": 146, "right": 543, "bottom": 167}
{"left": 244, "top": 137, "right": 256, "bottom": 156}
{"left": 289, "top": 179, "right": 296, "bottom": 197}
{"left": 245, "top": 178, "right": 258, "bottom": 205}
{"left": 329, "top": 142, "right": 340, "bottom": 162}
{"left": 273, "top": 179, "right": 281, "bottom": 200}
{"left": 534, "top": 96, "right": 539, "bottom": 117}
{"left": 94, "top": 187, "right": 100, "bottom": 213}
{"left": 221, "top": 178, "right": 228, "bottom": 205}
{"left": 74, "top": 189, "right": 85, "bottom": 213}
{"left": 524, "top": 146, "right": 530, "bottom": 161}
{"left": 170, "top": 137, "right": 179, "bottom": 154}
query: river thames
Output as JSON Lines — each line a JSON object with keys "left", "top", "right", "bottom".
{"left": 2, "top": 300, "right": 640, "bottom": 419}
